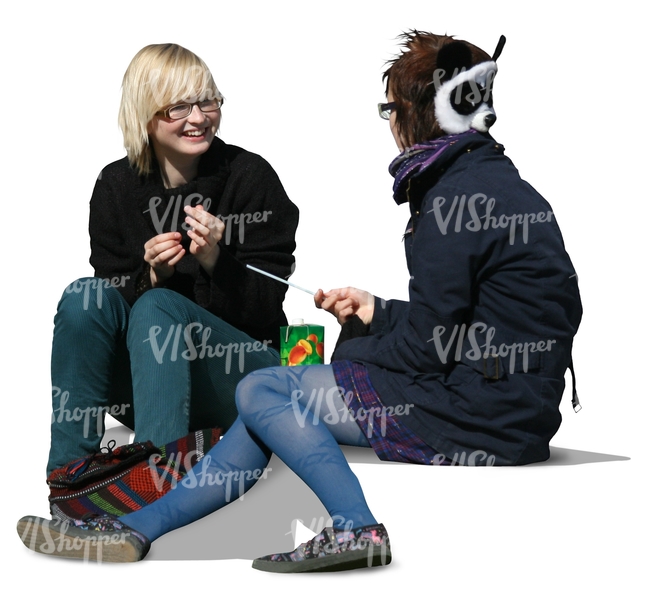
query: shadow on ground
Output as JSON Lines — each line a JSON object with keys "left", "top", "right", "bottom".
{"left": 102, "top": 424, "right": 629, "bottom": 561}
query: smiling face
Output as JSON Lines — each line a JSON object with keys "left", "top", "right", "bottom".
{"left": 147, "top": 102, "right": 220, "bottom": 165}
{"left": 119, "top": 44, "right": 223, "bottom": 176}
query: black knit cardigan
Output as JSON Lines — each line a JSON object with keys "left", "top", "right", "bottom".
{"left": 89, "top": 137, "right": 299, "bottom": 350}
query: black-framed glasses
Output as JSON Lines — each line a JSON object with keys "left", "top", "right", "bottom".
{"left": 378, "top": 101, "right": 396, "bottom": 120}
{"left": 156, "top": 97, "right": 224, "bottom": 120}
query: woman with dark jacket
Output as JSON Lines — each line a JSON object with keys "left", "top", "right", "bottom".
{"left": 46, "top": 43, "right": 298, "bottom": 474}
{"left": 20, "top": 31, "right": 580, "bottom": 573}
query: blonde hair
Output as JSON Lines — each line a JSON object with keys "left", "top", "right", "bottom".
{"left": 118, "top": 43, "right": 222, "bottom": 175}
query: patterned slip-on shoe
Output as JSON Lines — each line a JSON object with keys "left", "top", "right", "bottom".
{"left": 16, "top": 515, "right": 150, "bottom": 563}
{"left": 252, "top": 523, "right": 391, "bottom": 573}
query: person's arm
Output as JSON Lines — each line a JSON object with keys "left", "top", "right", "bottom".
{"left": 144, "top": 232, "right": 186, "bottom": 287}
{"left": 314, "top": 287, "right": 412, "bottom": 350}
{"left": 182, "top": 204, "right": 222, "bottom": 277}
{"left": 89, "top": 168, "right": 148, "bottom": 305}
{"left": 331, "top": 190, "right": 485, "bottom": 374}
{"left": 203, "top": 153, "right": 299, "bottom": 329}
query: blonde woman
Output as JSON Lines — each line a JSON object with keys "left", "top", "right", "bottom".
{"left": 46, "top": 43, "right": 298, "bottom": 475}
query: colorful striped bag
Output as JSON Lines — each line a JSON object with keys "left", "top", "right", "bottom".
{"left": 47, "top": 428, "right": 222, "bottom": 520}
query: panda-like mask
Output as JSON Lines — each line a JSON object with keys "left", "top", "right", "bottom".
{"left": 433, "top": 36, "right": 505, "bottom": 134}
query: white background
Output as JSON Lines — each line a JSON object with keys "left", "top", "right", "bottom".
{"left": 3, "top": 1, "right": 647, "bottom": 589}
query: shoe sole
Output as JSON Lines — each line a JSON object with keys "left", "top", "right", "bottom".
{"left": 252, "top": 545, "right": 392, "bottom": 573}
{"left": 16, "top": 516, "right": 149, "bottom": 563}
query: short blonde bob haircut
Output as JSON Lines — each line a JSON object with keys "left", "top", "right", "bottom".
{"left": 119, "top": 43, "right": 222, "bottom": 176}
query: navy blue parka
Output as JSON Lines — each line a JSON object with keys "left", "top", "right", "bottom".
{"left": 332, "top": 132, "right": 582, "bottom": 465}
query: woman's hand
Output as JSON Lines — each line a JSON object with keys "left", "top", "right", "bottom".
{"left": 314, "top": 287, "right": 375, "bottom": 325}
{"left": 144, "top": 232, "right": 185, "bottom": 287}
{"left": 184, "top": 204, "right": 224, "bottom": 276}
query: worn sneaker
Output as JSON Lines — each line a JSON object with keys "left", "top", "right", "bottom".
{"left": 16, "top": 515, "right": 150, "bottom": 562}
{"left": 252, "top": 523, "right": 391, "bottom": 573}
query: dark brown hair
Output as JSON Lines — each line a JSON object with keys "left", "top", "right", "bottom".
{"left": 383, "top": 31, "right": 491, "bottom": 147}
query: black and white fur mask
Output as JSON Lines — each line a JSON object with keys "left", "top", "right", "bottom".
{"left": 433, "top": 36, "right": 506, "bottom": 134}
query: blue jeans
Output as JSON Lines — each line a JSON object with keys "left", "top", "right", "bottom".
{"left": 48, "top": 278, "right": 280, "bottom": 475}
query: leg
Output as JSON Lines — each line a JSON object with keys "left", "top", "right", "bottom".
{"left": 119, "top": 416, "right": 271, "bottom": 540}
{"left": 122, "top": 365, "right": 374, "bottom": 540}
{"left": 235, "top": 365, "right": 376, "bottom": 529}
{"left": 48, "top": 279, "right": 133, "bottom": 475}
{"left": 22, "top": 364, "right": 390, "bottom": 568}
{"left": 126, "top": 288, "right": 279, "bottom": 444}
{"left": 237, "top": 366, "right": 390, "bottom": 572}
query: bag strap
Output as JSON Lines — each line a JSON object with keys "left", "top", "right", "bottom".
{"left": 569, "top": 359, "right": 581, "bottom": 412}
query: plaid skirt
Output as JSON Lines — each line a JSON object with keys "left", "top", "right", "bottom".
{"left": 331, "top": 360, "right": 448, "bottom": 465}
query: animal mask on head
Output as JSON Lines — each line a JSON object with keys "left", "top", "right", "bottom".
{"left": 433, "top": 35, "right": 506, "bottom": 134}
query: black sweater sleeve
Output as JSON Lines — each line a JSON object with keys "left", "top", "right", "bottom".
{"left": 204, "top": 151, "right": 299, "bottom": 332}
{"left": 89, "top": 165, "right": 148, "bottom": 305}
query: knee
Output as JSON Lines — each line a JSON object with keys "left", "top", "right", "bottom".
{"left": 235, "top": 368, "right": 278, "bottom": 420}
{"left": 131, "top": 287, "right": 174, "bottom": 312}
{"left": 129, "top": 288, "right": 190, "bottom": 320}
{"left": 56, "top": 277, "right": 126, "bottom": 327}
{"left": 128, "top": 289, "right": 188, "bottom": 338}
{"left": 127, "top": 290, "right": 205, "bottom": 357}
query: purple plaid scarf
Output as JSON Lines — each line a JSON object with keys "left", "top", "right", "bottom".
{"left": 389, "top": 130, "right": 477, "bottom": 204}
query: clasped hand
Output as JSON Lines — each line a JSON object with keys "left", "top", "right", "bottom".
{"left": 144, "top": 205, "right": 223, "bottom": 286}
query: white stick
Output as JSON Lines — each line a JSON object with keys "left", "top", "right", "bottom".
{"left": 246, "top": 265, "right": 316, "bottom": 296}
